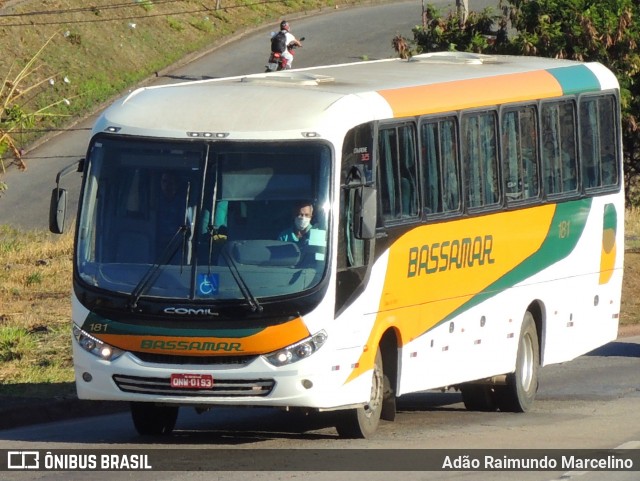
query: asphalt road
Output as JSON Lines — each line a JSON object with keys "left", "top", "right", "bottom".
{"left": 0, "top": 335, "right": 639, "bottom": 480}
{"left": 0, "top": 0, "right": 497, "bottom": 230}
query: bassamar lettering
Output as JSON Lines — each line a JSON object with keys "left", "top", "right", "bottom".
{"left": 408, "top": 234, "right": 495, "bottom": 277}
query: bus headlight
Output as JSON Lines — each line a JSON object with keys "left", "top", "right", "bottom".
{"left": 73, "top": 325, "right": 124, "bottom": 361}
{"left": 264, "top": 330, "right": 327, "bottom": 367}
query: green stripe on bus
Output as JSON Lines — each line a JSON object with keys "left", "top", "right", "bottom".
{"left": 436, "top": 198, "right": 592, "bottom": 327}
{"left": 82, "top": 312, "right": 264, "bottom": 338}
{"left": 604, "top": 202, "right": 617, "bottom": 231}
{"left": 547, "top": 65, "right": 600, "bottom": 96}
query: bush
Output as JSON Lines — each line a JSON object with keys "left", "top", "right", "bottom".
{"left": 412, "top": 0, "right": 640, "bottom": 206}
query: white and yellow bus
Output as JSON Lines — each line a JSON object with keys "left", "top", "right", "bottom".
{"left": 51, "top": 52, "right": 624, "bottom": 438}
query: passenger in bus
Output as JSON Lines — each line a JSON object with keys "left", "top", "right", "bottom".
{"left": 278, "top": 201, "right": 316, "bottom": 245}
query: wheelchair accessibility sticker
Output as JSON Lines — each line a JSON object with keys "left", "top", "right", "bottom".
{"left": 197, "top": 273, "right": 219, "bottom": 296}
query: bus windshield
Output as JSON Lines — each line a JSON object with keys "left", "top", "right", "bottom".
{"left": 76, "top": 136, "right": 332, "bottom": 303}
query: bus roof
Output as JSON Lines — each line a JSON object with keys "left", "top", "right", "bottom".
{"left": 94, "top": 52, "right": 619, "bottom": 140}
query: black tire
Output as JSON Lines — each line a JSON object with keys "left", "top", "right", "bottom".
{"left": 495, "top": 312, "right": 539, "bottom": 412}
{"left": 380, "top": 371, "right": 396, "bottom": 421}
{"left": 335, "top": 348, "right": 384, "bottom": 438}
{"left": 460, "top": 384, "right": 498, "bottom": 411}
{"left": 130, "top": 402, "right": 179, "bottom": 436}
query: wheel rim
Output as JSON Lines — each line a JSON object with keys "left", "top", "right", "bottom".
{"left": 519, "top": 331, "right": 535, "bottom": 392}
{"left": 364, "top": 361, "right": 383, "bottom": 418}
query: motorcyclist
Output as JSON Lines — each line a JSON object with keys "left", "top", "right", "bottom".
{"left": 275, "top": 20, "right": 302, "bottom": 69}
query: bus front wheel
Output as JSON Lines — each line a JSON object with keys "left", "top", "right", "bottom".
{"left": 335, "top": 348, "right": 384, "bottom": 438}
{"left": 130, "top": 402, "right": 179, "bottom": 436}
{"left": 495, "top": 312, "right": 539, "bottom": 412}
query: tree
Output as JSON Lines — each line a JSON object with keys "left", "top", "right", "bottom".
{"left": 408, "top": 0, "right": 640, "bottom": 205}
{"left": 413, "top": 3, "right": 501, "bottom": 53}
{"left": 457, "top": 0, "right": 469, "bottom": 26}
{"left": 0, "top": 34, "right": 70, "bottom": 196}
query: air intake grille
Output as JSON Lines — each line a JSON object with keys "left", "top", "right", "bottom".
{"left": 113, "top": 374, "right": 275, "bottom": 397}
{"left": 129, "top": 351, "right": 256, "bottom": 366}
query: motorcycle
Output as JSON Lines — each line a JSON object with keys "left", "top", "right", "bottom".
{"left": 265, "top": 37, "right": 305, "bottom": 72}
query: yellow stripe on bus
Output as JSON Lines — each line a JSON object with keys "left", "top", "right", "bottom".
{"left": 599, "top": 205, "right": 618, "bottom": 284}
{"left": 346, "top": 205, "right": 557, "bottom": 383}
{"left": 378, "top": 70, "right": 563, "bottom": 118}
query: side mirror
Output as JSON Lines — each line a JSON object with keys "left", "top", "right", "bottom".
{"left": 355, "top": 185, "right": 376, "bottom": 240}
{"left": 49, "top": 158, "right": 83, "bottom": 234}
{"left": 49, "top": 188, "right": 67, "bottom": 234}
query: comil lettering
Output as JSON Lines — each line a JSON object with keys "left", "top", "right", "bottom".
{"left": 164, "top": 307, "right": 218, "bottom": 316}
{"left": 407, "top": 235, "right": 495, "bottom": 277}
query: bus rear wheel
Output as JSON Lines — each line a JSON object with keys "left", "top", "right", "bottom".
{"left": 130, "top": 402, "right": 179, "bottom": 436}
{"left": 335, "top": 348, "right": 384, "bottom": 438}
{"left": 495, "top": 312, "right": 539, "bottom": 412}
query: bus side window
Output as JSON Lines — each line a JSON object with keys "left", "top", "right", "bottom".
{"left": 462, "top": 111, "right": 499, "bottom": 209}
{"left": 502, "top": 106, "right": 539, "bottom": 204}
{"left": 580, "top": 94, "right": 619, "bottom": 190}
{"left": 422, "top": 122, "right": 441, "bottom": 214}
{"left": 378, "top": 123, "right": 418, "bottom": 222}
{"left": 541, "top": 101, "right": 578, "bottom": 196}
{"left": 580, "top": 99, "right": 599, "bottom": 188}
{"left": 399, "top": 125, "right": 418, "bottom": 218}
{"left": 421, "top": 117, "right": 461, "bottom": 215}
{"left": 441, "top": 119, "right": 461, "bottom": 212}
{"left": 378, "top": 127, "right": 399, "bottom": 220}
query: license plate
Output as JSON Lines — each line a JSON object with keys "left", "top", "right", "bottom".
{"left": 170, "top": 373, "right": 213, "bottom": 389}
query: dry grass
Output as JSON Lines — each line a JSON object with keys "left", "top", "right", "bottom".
{"left": 0, "top": 225, "right": 75, "bottom": 388}
{"left": 621, "top": 208, "right": 640, "bottom": 328}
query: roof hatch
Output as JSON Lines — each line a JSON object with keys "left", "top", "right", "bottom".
{"left": 409, "top": 52, "right": 496, "bottom": 65}
{"left": 240, "top": 72, "right": 335, "bottom": 86}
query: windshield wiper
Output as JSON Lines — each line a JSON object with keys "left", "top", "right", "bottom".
{"left": 205, "top": 158, "right": 222, "bottom": 270}
{"left": 202, "top": 157, "right": 260, "bottom": 312}
{"left": 220, "top": 245, "right": 262, "bottom": 313}
{"left": 129, "top": 184, "right": 193, "bottom": 311}
{"left": 129, "top": 225, "right": 191, "bottom": 310}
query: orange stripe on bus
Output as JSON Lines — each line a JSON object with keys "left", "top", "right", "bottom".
{"left": 378, "top": 70, "right": 563, "bottom": 118}
{"left": 98, "top": 317, "right": 311, "bottom": 356}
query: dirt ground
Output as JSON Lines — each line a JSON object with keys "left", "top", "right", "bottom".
{"left": 618, "top": 323, "right": 640, "bottom": 337}
{"left": 620, "top": 250, "right": 640, "bottom": 337}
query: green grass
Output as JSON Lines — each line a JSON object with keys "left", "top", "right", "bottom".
{"left": 0, "top": 327, "right": 36, "bottom": 362}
